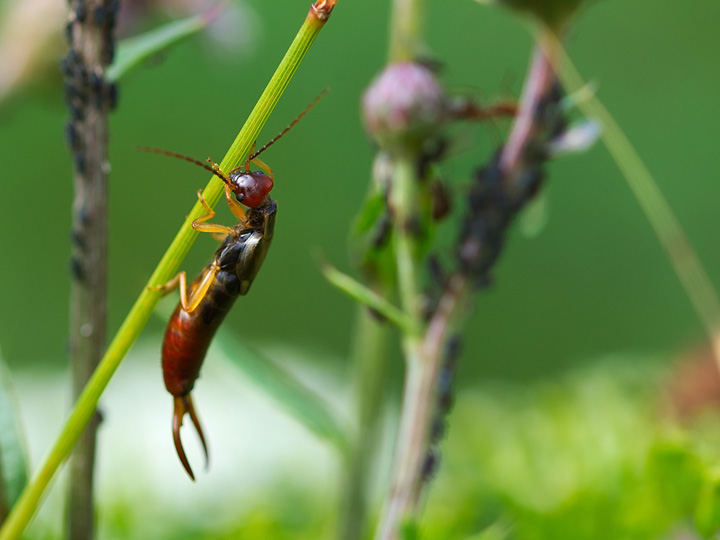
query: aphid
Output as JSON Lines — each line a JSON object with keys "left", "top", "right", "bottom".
{"left": 145, "top": 92, "right": 325, "bottom": 480}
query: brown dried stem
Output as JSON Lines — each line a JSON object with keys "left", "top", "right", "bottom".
{"left": 65, "top": 1, "right": 117, "bottom": 539}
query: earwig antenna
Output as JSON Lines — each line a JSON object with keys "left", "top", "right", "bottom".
{"left": 247, "top": 88, "right": 329, "bottom": 163}
{"left": 136, "top": 146, "right": 233, "bottom": 187}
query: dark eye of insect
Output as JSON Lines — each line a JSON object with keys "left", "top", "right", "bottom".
{"left": 230, "top": 170, "right": 274, "bottom": 208}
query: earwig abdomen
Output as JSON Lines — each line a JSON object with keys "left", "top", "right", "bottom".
{"left": 161, "top": 271, "right": 238, "bottom": 397}
{"left": 160, "top": 201, "right": 276, "bottom": 480}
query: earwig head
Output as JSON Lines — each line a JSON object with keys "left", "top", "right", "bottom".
{"left": 229, "top": 170, "right": 274, "bottom": 208}
{"left": 172, "top": 395, "right": 209, "bottom": 481}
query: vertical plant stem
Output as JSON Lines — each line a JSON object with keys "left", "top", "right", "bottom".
{"left": 339, "top": 308, "right": 389, "bottom": 540}
{"left": 391, "top": 157, "right": 424, "bottom": 332}
{"left": 499, "top": 29, "right": 559, "bottom": 178}
{"left": 388, "top": 0, "right": 423, "bottom": 62}
{"left": 0, "top": 4, "right": 337, "bottom": 540}
{"left": 339, "top": 0, "right": 424, "bottom": 523}
{"left": 375, "top": 156, "right": 426, "bottom": 540}
{"left": 65, "top": 1, "right": 117, "bottom": 539}
{"left": 370, "top": 0, "right": 428, "bottom": 535}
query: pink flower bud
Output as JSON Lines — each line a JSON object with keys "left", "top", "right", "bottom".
{"left": 362, "top": 62, "right": 446, "bottom": 154}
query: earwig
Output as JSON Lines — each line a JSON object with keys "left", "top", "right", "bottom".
{"left": 157, "top": 192, "right": 276, "bottom": 479}
{"left": 145, "top": 92, "right": 325, "bottom": 480}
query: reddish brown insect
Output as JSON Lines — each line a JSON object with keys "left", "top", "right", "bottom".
{"left": 144, "top": 92, "right": 325, "bottom": 480}
{"left": 156, "top": 189, "right": 277, "bottom": 480}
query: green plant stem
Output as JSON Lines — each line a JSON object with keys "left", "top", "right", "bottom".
{"left": 544, "top": 31, "right": 720, "bottom": 366}
{"left": 388, "top": 0, "right": 424, "bottom": 62}
{"left": 0, "top": 3, "right": 337, "bottom": 539}
{"left": 375, "top": 156, "right": 427, "bottom": 540}
{"left": 391, "top": 157, "right": 424, "bottom": 335}
{"left": 339, "top": 307, "right": 390, "bottom": 540}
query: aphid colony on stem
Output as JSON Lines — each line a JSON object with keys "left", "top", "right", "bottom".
{"left": 139, "top": 92, "right": 324, "bottom": 480}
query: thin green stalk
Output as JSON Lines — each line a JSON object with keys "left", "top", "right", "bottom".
{"left": 339, "top": 307, "right": 390, "bottom": 540}
{"left": 375, "top": 155, "right": 427, "bottom": 540}
{"left": 391, "top": 156, "right": 425, "bottom": 339}
{"left": 371, "top": 0, "right": 429, "bottom": 535}
{"left": 0, "top": 3, "right": 337, "bottom": 539}
{"left": 545, "top": 31, "right": 720, "bottom": 366}
{"left": 388, "top": 0, "right": 424, "bottom": 62}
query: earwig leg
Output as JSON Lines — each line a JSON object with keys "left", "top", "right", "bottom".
{"left": 184, "top": 394, "right": 209, "bottom": 471}
{"left": 223, "top": 185, "right": 248, "bottom": 222}
{"left": 155, "top": 263, "right": 216, "bottom": 314}
{"left": 193, "top": 189, "right": 216, "bottom": 222}
{"left": 192, "top": 189, "right": 235, "bottom": 236}
{"left": 192, "top": 221, "right": 235, "bottom": 236}
{"left": 149, "top": 272, "right": 190, "bottom": 311}
{"left": 250, "top": 155, "right": 274, "bottom": 183}
{"left": 228, "top": 143, "right": 256, "bottom": 175}
{"left": 185, "top": 264, "right": 219, "bottom": 313}
{"left": 173, "top": 396, "right": 195, "bottom": 481}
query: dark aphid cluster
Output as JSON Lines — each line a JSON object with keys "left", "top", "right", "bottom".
{"left": 419, "top": 84, "right": 568, "bottom": 482}
{"left": 457, "top": 83, "right": 566, "bottom": 288}
{"left": 421, "top": 335, "right": 462, "bottom": 483}
{"left": 64, "top": 0, "right": 119, "bottom": 284}
{"left": 362, "top": 62, "right": 572, "bottom": 495}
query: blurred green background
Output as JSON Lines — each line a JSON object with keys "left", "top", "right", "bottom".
{"left": 1, "top": 0, "right": 720, "bottom": 538}
{"left": 0, "top": 0, "right": 719, "bottom": 379}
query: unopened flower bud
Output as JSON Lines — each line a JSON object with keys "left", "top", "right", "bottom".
{"left": 362, "top": 62, "right": 446, "bottom": 154}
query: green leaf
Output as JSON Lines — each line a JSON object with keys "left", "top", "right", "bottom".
{"left": 107, "top": 11, "right": 215, "bottom": 82}
{"left": 319, "top": 260, "right": 418, "bottom": 335}
{"left": 212, "top": 330, "right": 350, "bottom": 454}
{"left": 0, "top": 353, "right": 28, "bottom": 515}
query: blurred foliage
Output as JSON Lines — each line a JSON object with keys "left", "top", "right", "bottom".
{"left": 107, "top": 11, "right": 215, "bottom": 82}
{"left": 18, "top": 357, "right": 720, "bottom": 540}
{"left": 423, "top": 360, "right": 720, "bottom": 540}
{"left": 1, "top": 0, "right": 719, "bottom": 382}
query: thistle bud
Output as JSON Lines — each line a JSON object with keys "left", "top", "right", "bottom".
{"left": 362, "top": 62, "right": 446, "bottom": 154}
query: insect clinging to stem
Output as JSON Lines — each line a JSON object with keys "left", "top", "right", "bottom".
{"left": 140, "top": 91, "right": 326, "bottom": 480}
